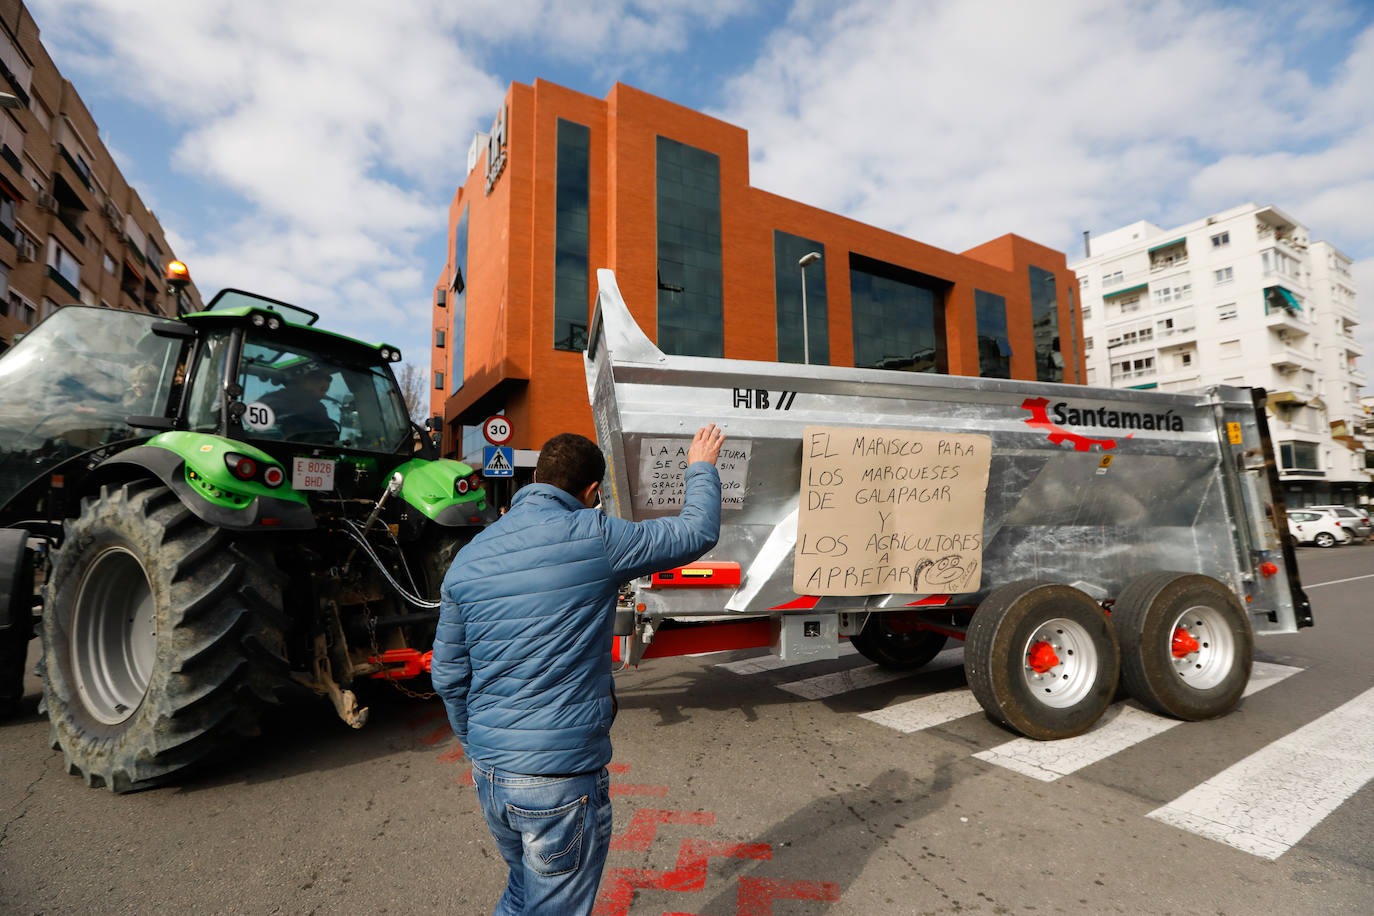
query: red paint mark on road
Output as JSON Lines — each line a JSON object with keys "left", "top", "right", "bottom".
{"left": 737, "top": 877, "right": 842, "bottom": 916}
{"left": 609, "top": 783, "right": 669, "bottom": 799}
{"left": 593, "top": 840, "right": 771, "bottom": 915}
{"left": 456, "top": 769, "right": 474, "bottom": 786}
{"left": 437, "top": 747, "right": 465, "bottom": 763}
{"left": 420, "top": 725, "right": 452, "bottom": 746}
{"left": 608, "top": 762, "right": 632, "bottom": 774}
{"left": 611, "top": 809, "right": 716, "bottom": 851}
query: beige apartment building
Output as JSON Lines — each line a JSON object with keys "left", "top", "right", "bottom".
{"left": 0, "top": 0, "right": 200, "bottom": 353}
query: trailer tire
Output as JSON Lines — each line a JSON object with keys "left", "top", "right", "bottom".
{"left": 1, "top": 528, "right": 35, "bottom": 720}
{"left": 965, "top": 580, "right": 1119, "bottom": 740}
{"left": 851, "top": 613, "right": 948, "bottom": 670}
{"left": 1113, "top": 572, "right": 1252, "bottom": 721}
{"left": 40, "top": 481, "right": 288, "bottom": 791}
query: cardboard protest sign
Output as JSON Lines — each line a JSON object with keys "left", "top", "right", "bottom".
{"left": 793, "top": 426, "right": 992, "bottom": 596}
{"left": 636, "top": 438, "right": 751, "bottom": 510}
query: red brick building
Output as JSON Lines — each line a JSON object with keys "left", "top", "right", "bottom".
{"left": 432, "top": 79, "right": 1083, "bottom": 465}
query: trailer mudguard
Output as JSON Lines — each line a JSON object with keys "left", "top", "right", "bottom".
{"left": 393, "top": 457, "right": 497, "bottom": 527}
{"left": 99, "top": 433, "right": 315, "bottom": 530}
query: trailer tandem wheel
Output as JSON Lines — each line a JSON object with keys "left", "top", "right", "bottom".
{"left": 850, "top": 612, "right": 948, "bottom": 670}
{"left": 965, "top": 580, "right": 1120, "bottom": 740}
{"left": 1112, "top": 572, "right": 1253, "bottom": 721}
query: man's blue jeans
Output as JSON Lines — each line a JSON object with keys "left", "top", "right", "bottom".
{"left": 471, "top": 761, "right": 613, "bottom": 915}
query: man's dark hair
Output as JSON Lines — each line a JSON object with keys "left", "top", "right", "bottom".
{"left": 536, "top": 433, "right": 606, "bottom": 496}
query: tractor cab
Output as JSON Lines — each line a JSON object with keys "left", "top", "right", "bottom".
{"left": 178, "top": 289, "right": 419, "bottom": 500}
{"left": 0, "top": 305, "right": 186, "bottom": 516}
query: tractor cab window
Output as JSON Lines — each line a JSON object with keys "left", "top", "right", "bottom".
{"left": 235, "top": 336, "right": 411, "bottom": 452}
{"left": 0, "top": 307, "right": 181, "bottom": 507}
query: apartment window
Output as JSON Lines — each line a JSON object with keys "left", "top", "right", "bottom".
{"left": 1102, "top": 269, "right": 1123, "bottom": 286}
{"left": 433, "top": 371, "right": 445, "bottom": 390}
{"left": 1081, "top": 305, "right": 1091, "bottom": 320}
{"left": 0, "top": 193, "right": 13, "bottom": 244}
{"left": 450, "top": 206, "right": 468, "bottom": 393}
{"left": 1029, "top": 266, "right": 1061, "bottom": 382}
{"left": 850, "top": 254, "right": 947, "bottom": 373}
{"left": 1083, "top": 336, "right": 1093, "bottom": 352}
{"left": 0, "top": 32, "right": 32, "bottom": 100}
{"left": 1180, "top": 352, "right": 1192, "bottom": 367}
{"left": 1214, "top": 266, "right": 1233, "bottom": 284}
{"left": 103, "top": 252, "right": 116, "bottom": 274}
{"left": 553, "top": 119, "right": 591, "bottom": 351}
{"left": 1217, "top": 303, "right": 1237, "bottom": 321}
{"left": 1078, "top": 275, "right": 1088, "bottom": 289}
{"left": 0, "top": 261, "right": 7, "bottom": 308}
{"left": 773, "top": 231, "right": 828, "bottom": 364}
{"left": 434, "top": 328, "right": 445, "bottom": 349}
{"left": 1152, "top": 283, "right": 1191, "bottom": 305}
{"left": 7, "top": 289, "right": 35, "bottom": 324}
{"left": 1280, "top": 441, "right": 1318, "bottom": 471}
{"left": 1107, "top": 325, "right": 1153, "bottom": 349}
{"left": 1220, "top": 339, "right": 1241, "bottom": 358}
{"left": 1211, "top": 231, "right": 1230, "bottom": 247}
{"left": 1111, "top": 356, "right": 1154, "bottom": 382}
{"left": 656, "top": 136, "right": 723, "bottom": 357}
{"left": 974, "top": 289, "right": 1010, "bottom": 378}
{"left": 1118, "top": 295, "right": 1141, "bottom": 314}
{"left": 46, "top": 237, "right": 81, "bottom": 296}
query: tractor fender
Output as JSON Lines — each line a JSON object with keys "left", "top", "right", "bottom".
{"left": 393, "top": 457, "right": 498, "bottom": 527}
{"left": 98, "top": 445, "right": 315, "bottom": 531}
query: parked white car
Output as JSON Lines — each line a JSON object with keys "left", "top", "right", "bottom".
{"left": 1305, "top": 505, "right": 1371, "bottom": 541}
{"left": 1287, "top": 510, "right": 1353, "bottom": 548}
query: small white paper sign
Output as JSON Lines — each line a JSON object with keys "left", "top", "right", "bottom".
{"left": 636, "top": 438, "right": 750, "bottom": 510}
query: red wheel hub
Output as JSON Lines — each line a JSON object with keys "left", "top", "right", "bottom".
{"left": 1171, "top": 627, "right": 1200, "bottom": 658}
{"left": 1026, "top": 640, "right": 1060, "bottom": 673}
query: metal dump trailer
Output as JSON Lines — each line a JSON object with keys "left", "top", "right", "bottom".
{"left": 585, "top": 269, "right": 1311, "bottom": 741}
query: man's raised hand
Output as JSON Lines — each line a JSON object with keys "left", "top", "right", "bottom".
{"left": 686, "top": 423, "right": 726, "bottom": 466}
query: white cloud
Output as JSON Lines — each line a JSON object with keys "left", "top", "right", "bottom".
{"left": 716, "top": 0, "right": 1374, "bottom": 403}
{"left": 718, "top": 0, "right": 1374, "bottom": 253}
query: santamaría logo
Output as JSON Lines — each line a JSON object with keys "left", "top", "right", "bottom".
{"left": 1019, "top": 396, "right": 1180, "bottom": 451}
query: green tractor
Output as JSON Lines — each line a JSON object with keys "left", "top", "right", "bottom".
{"left": 0, "top": 277, "right": 489, "bottom": 791}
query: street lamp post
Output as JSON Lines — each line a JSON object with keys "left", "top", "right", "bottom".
{"left": 798, "top": 251, "right": 822, "bottom": 364}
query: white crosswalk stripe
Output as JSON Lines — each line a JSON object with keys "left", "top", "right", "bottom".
{"left": 971, "top": 661, "right": 1303, "bottom": 781}
{"left": 1147, "top": 684, "right": 1374, "bottom": 860}
{"left": 714, "top": 643, "right": 1371, "bottom": 859}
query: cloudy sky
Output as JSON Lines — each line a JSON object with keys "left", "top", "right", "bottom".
{"left": 32, "top": 0, "right": 1374, "bottom": 371}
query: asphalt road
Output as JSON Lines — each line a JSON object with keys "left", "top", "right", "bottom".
{"left": 2, "top": 544, "right": 1372, "bottom": 915}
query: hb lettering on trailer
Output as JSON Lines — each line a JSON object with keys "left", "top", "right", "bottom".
{"left": 733, "top": 388, "right": 796, "bottom": 410}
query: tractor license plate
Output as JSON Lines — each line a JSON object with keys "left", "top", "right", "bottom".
{"left": 292, "top": 457, "right": 335, "bottom": 491}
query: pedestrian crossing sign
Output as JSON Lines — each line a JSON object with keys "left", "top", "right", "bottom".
{"left": 483, "top": 445, "right": 515, "bottom": 477}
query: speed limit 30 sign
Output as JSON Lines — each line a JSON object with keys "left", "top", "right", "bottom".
{"left": 483, "top": 414, "right": 514, "bottom": 445}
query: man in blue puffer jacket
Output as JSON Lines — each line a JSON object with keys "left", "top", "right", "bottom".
{"left": 432, "top": 424, "right": 725, "bottom": 915}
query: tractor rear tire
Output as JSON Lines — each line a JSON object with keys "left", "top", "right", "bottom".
{"left": 0, "top": 528, "right": 35, "bottom": 720}
{"left": 40, "top": 481, "right": 289, "bottom": 791}
{"left": 851, "top": 613, "right": 949, "bottom": 670}
{"left": 965, "top": 580, "right": 1119, "bottom": 740}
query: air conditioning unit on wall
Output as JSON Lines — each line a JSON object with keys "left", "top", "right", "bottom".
{"left": 16, "top": 237, "right": 37, "bottom": 261}
{"left": 36, "top": 191, "right": 57, "bottom": 211}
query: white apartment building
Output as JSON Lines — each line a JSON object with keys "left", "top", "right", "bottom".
{"left": 1071, "top": 202, "right": 1369, "bottom": 507}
